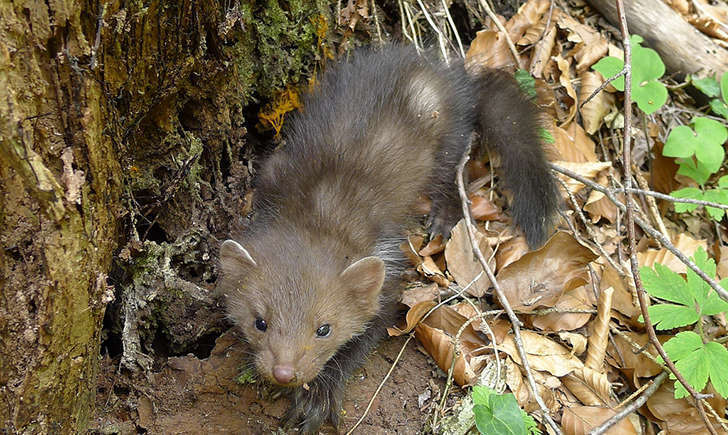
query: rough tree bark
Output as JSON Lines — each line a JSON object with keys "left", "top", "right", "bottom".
{"left": 0, "top": 0, "right": 330, "bottom": 432}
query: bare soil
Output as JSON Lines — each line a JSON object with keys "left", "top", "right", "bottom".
{"left": 91, "top": 330, "right": 445, "bottom": 434}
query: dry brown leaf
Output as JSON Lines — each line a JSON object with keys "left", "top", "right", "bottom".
{"left": 401, "top": 234, "right": 425, "bottom": 267}
{"left": 494, "top": 236, "right": 530, "bottom": 272}
{"left": 556, "top": 55, "right": 578, "bottom": 125}
{"left": 606, "top": 331, "right": 662, "bottom": 379}
{"left": 637, "top": 233, "right": 706, "bottom": 273}
{"left": 584, "top": 171, "right": 619, "bottom": 224}
{"left": 500, "top": 329, "right": 584, "bottom": 377}
{"left": 600, "top": 264, "right": 639, "bottom": 319}
{"left": 555, "top": 10, "right": 609, "bottom": 72}
{"left": 529, "top": 25, "right": 556, "bottom": 78}
{"left": 562, "top": 405, "right": 638, "bottom": 435}
{"left": 466, "top": 28, "right": 515, "bottom": 70}
{"left": 530, "top": 285, "right": 594, "bottom": 331}
{"left": 389, "top": 300, "right": 435, "bottom": 336}
{"left": 553, "top": 161, "right": 612, "bottom": 195}
{"left": 562, "top": 372, "right": 607, "bottom": 406}
{"left": 505, "top": 356, "right": 561, "bottom": 413}
{"left": 579, "top": 70, "right": 615, "bottom": 135}
{"left": 470, "top": 194, "right": 501, "bottom": 221}
{"left": 717, "top": 245, "right": 728, "bottom": 280}
{"left": 401, "top": 283, "right": 439, "bottom": 308}
{"left": 414, "top": 304, "right": 489, "bottom": 386}
{"left": 585, "top": 287, "right": 613, "bottom": 371}
{"left": 559, "top": 331, "right": 587, "bottom": 355}
{"left": 646, "top": 381, "right": 727, "bottom": 433}
{"left": 551, "top": 121, "right": 598, "bottom": 163}
{"left": 419, "top": 255, "right": 449, "bottom": 287}
{"left": 497, "top": 232, "right": 598, "bottom": 312}
{"left": 419, "top": 235, "right": 444, "bottom": 256}
{"left": 650, "top": 141, "right": 680, "bottom": 195}
{"left": 445, "top": 219, "right": 493, "bottom": 297}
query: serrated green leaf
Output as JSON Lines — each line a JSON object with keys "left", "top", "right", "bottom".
{"left": 664, "top": 331, "right": 703, "bottom": 360}
{"left": 671, "top": 187, "right": 702, "bottom": 213}
{"left": 705, "top": 342, "right": 728, "bottom": 398}
{"left": 649, "top": 303, "right": 699, "bottom": 329}
{"left": 700, "top": 277, "right": 728, "bottom": 315}
{"left": 642, "top": 263, "right": 693, "bottom": 305}
{"left": 664, "top": 125, "right": 698, "bottom": 158}
{"left": 693, "top": 75, "right": 721, "bottom": 98}
{"left": 592, "top": 57, "right": 625, "bottom": 91}
{"left": 673, "top": 344, "right": 710, "bottom": 399}
{"left": 703, "top": 189, "right": 728, "bottom": 221}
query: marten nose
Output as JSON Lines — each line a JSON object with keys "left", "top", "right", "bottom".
{"left": 273, "top": 364, "right": 295, "bottom": 384}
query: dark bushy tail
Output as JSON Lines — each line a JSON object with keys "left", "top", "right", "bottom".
{"left": 475, "top": 69, "right": 559, "bottom": 248}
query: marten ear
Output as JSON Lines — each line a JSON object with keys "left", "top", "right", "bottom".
{"left": 220, "top": 240, "right": 257, "bottom": 274}
{"left": 340, "top": 256, "right": 385, "bottom": 310}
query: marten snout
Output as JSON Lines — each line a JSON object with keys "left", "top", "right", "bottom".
{"left": 272, "top": 364, "right": 295, "bottom": 384}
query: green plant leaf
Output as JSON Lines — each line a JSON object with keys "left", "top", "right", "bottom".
{"left": 694, "top": 117, "right": 728, "bottom": 150}
{"left": 693, "top": 75, "right": 721, "bottom": 98}
{"left": 641, "top": 264, "right": 694, "bottom": 305}
{"left": 721, "top": 71, "right": 728, "bottom": 103}
{"left": 515, "top": 69, "right": 537, "bottom": 99}
{"left": 711, "top": 99, "right": 728, "bottom": 119}
{"left": 676, "top": 158, "right": 712, "bottom": 185}
{"left": 703, "top": 188, "right": 728, "bottom": 221}
{"left": 664, "top": 125, "right": 698, "bottom": 158}
{"left": 649, "top": 304, "right": 700, "bottom": 330}
{"left": 473, "top": 387, "right": 528, "bottom": 435}
{"left": 719, "top": 175, "right": 728, "bottom": 189}
{"left": 705, "top": 341, "right": 728, "bottom": 398}
{"left": 671, "top": 187, "right": 702, "bottom": 213}
{"left": 592, "top": 56, "right": 625, "bottom": 91}
{"left": 633, "top": 79, "right": 668, "bottom": 114}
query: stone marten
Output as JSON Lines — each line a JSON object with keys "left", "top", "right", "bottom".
{"left": 218, "top": 45, "right": 558, "bottom": 433}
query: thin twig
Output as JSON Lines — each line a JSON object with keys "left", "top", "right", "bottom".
{"left": 416, "top": 0, "right": 448, "bottom": 63}
{"left": 441, "top": 0, "right": 465, "bottom": 58}
{"left": 617, "top": 187, "right": 728, "bottom": 210}
{"left": 456, "top": 146, "right": 562, "bottom": 434}
{"left": 613, "top": 1, "right": 716, "bottom": 432}
{"left": 633, "top": 166, "right": 669, "bottom": 238}
{"left": 345, "top": 334, "right": 414, "bottom": 435}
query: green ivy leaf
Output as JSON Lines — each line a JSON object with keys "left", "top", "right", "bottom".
{"left": 692, "top": 75, "right": 721, "bottom": 98}
{"left": 671, "top": 187, "right": 702, "bottom": 213}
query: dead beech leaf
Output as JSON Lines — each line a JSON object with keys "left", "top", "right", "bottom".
{"left": 529, "top": 25, "right": 556, "bottom": 78}
{"left": 470, "top": 194, "right": 501, "bottom": 221}
{"left": 555, "top": 10, "right": 609, "bottom": 72}
{"left": 497, "top": 232, "right": 598, "bottom": 312}
{"left": 562, "top": 371, "right": 607, "bottom": 406}
{"left": 551, "top": 122, "right": 598, "bottom": 163}
{"left": 559, "top": 331, "right": 587, "bottom": 355}
{"left": 419, "top": 255, "right": 449, "bottom": 287}
{"left": 556, "top": 55, "right": 578, "bottom": 125}
{"left": 389, "top": 300, "right": 435, "bottom": 336}
{"left": 650, "top": 141, "right": 680, "bottom": 195}
{"left": 414, "top": 304, "right": 489, "bottom": 386}
{"left": 505, "top": 356, "right": 561, "bottom": 413}
{"left": 637, "top": 233, "right": 706, "bottom": 273}
{"left": 494, "top": 235, "right": 530, "bottom": 272}
{"left": 584, "top": 170, "right": 619, "bottom": 224}
{"left": 401, "top": 283, "right": 439, "bottom": 308}
{"left": 553, "top": 160, "right": 612, "bottom": 196}
{"left": 419, "top": 235, "right": 445, "bottom": 256}
{"left": 579, "top": 70, "right": 615, "bottom": 134}
{"left": 466, "top": 28, "right": 514, "bottom": 70}
{"left": 600, "top": 264, "right": 639, "bottom": 319}
{"left": 606, "top": 331, "right": 662, "bottom": 379}
{"left": 647, "top": 381, "right": 727, "bottom": 433}
{"left": 717, "top": 245, "right": 728, "bottom": 280}
{"left": 401, "top": 234, "right": 425, "bottom": 267}
{"left": 500, "top": 329, "right": 583, "bottom": 377}
{"left": 445, "top": 219, "right": 493, "bottom": 297}
{"left": 562, "top": 405, "right": 637, "bottom": 435}
{"left": 531, "top": 285, "right": 594, "bottom": 331}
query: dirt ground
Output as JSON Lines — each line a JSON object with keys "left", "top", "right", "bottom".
{"left": 90, "top": 329, "right": 451, "bottom": 434}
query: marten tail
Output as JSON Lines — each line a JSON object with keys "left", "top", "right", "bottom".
{"left": 474, "top": 68, "right": 559, "bottom": 248}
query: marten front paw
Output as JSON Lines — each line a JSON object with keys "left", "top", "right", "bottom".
{"left": 428, "top": 199, "right": 462, "bottom": 239}
{"left": 283, "top": 382, "right": 344, "bottom": 434}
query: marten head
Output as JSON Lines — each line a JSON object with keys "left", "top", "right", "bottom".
{"left": 218, "top": 235, "right": 385, "bottom": 387}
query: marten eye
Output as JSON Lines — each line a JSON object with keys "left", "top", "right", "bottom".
{"left": 254, "top": 317, "right": 267, "bottom": 332}
{"left": 316, "top": 324, "right": 331, "bottom": 337}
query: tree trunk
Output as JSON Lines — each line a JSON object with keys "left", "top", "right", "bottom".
{"left": 0, "top": 0, "right": 331, "bottom": 432}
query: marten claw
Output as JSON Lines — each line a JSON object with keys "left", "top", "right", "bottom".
{"left": 283, "top": 383, "right": 343, "bottom": 434}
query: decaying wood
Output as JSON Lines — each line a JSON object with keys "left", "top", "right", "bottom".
{"left": 587, "top": 0, "right": 728, "bottom": 76}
